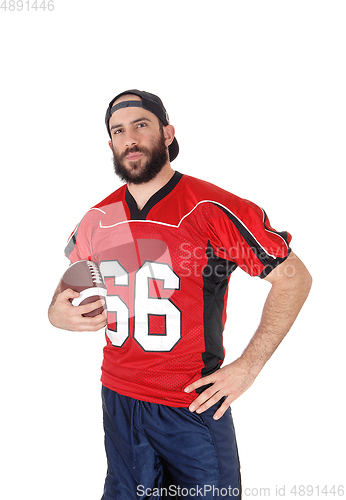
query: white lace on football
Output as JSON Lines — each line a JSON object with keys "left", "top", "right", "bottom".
{"left": 87, "top": 261, "right": 104, "bottom": 284}
{"left": 72, "top": 287, "right": 107, "bottom": 307}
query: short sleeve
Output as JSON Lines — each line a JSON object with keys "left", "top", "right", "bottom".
{"left": 64, "top": 209, "right": 102, "bottom": 264}
{"left": 207, "top": 199, "right": 292, "bottom": 278}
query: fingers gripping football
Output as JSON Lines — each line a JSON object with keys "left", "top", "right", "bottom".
{"left": 49, "top": 287, "right": 108, "bottom": 332}
{"left": 49, "top": 260, "right": 108, "bottom": 332}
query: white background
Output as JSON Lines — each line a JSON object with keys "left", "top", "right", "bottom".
{"left": 1, "top": 1, "right": 345, "bottom": 498}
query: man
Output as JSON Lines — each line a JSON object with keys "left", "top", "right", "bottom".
{"left": 48, "top": 90, "right": 312, "bottom": 499}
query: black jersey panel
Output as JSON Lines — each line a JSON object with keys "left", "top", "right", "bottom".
{"left": 197, "top": 242, "right": 237, "bottom": 393}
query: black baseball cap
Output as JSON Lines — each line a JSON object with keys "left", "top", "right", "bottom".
{"left": 105, "top": 89, "right": 179, "bottom": 162}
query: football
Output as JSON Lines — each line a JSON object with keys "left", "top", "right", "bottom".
{"left": 60, "top": 260, "right": 107, "bottom": 317}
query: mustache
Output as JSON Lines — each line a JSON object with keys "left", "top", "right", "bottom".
{"left": 120, "top": 145, "right": 148, "bottom": 161}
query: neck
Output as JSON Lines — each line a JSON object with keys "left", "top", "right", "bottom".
{"left": 127, "top": 163, "right": 175, "bottom": 210}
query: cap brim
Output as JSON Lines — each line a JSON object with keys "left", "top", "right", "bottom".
{"left": 169, "top": 137, "right": 179, "bottom": 162}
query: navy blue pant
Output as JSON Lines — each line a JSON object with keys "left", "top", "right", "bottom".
{"left": 101, "top": 386, "right": 241, "bottom": 499}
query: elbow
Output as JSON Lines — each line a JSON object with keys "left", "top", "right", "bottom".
{"left": 287, "top": 252, "right": 313, "bottom": 295}
{"left": 306, "top": 268, "right": 313, "bottom": 292}
{"left": 276, "top": 256, "right": 313, "bottom": 300}
{"left": 289, "top": 264, "right": 313, "bottom": 303}
{"left": 264, "top": 252, "right": 312, "bottom": 302}
{"left": 300, "top": 268, "right": 313, "bottom": 299}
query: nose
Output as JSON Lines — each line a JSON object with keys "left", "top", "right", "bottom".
{"left": 124, "top": 130, "right": 138, "bottom": 148}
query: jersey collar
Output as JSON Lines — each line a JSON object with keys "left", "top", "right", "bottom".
{"left": 125, "top": 171, "right": 183, "bottom": 220}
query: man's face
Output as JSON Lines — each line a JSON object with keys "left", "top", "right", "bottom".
{"left": 108, "top": 95, "right": 169, "bottom": 185}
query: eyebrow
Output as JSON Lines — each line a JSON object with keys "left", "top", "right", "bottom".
{"left": 110, "top": 117, "right": 152, "bottom": 131}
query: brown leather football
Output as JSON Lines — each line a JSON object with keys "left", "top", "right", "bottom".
{"left": 60, "top": 260, "right": 107, "bottom": 317}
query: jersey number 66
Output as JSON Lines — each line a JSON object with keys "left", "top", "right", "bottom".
{"left": 99, "top": 260, "right": 182, "bottom": 353}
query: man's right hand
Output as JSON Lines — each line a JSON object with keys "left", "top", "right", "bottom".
{"left": 48, "top": 287, "right": 108, "bottom": 332}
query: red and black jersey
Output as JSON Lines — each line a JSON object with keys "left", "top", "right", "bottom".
{"left": 65, "top": 172, "right": 291, "bottom": 407}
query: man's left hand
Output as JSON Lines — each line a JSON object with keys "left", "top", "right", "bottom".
{"left": 184, "top": 358, "right": 256, "bottom": 420}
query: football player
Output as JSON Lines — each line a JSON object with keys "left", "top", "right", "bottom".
{"left": 48, "top": 90, "right": 312, "bottom": 500}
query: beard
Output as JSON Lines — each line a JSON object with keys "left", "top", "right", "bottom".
{"left": 111, "top": 131, "right": 169, "bottom": 185}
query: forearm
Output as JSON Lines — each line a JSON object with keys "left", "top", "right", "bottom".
{"left": 49, "top": 284, "right": 61, "bottom": 308}
{"left": 240, "top": 253, "right": 312, "bottom": 377}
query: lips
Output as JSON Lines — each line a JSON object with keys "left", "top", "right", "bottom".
{"left": 126, "top": 152, "right": 143, "bottom": 161}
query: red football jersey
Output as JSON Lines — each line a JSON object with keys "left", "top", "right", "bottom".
{"left": 65, "top": 172, "right": 291, "bottom": 406}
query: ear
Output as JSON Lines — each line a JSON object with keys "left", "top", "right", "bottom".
{"left": 163, "top": 124, "right": 175, "bottom": 148}
{"left": 108, "top": 140, "right": 113, "bottom": 150}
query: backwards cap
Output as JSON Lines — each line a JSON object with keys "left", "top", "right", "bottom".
{"left": 105, "top": 89, "right": 179, "bottom": 162}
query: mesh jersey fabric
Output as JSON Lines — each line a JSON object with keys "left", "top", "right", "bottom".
{"left": 65, "top": 172, "right": 291, "bottom": 406}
